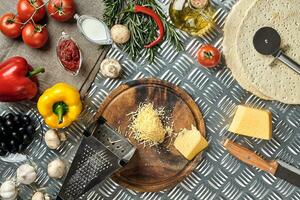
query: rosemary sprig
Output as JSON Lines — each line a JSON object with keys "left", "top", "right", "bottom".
{"left": 103, "top": 0, "right": 183, "bottom": 62}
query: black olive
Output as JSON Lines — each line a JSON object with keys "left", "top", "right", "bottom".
{"left": 0, "top": 129, "right": 8, "bottom": 138}
{"left": 18, "top": 127, "right": 25, "bottom": 134}
{"left": 0, "top": 128, "right": 8, "bottom": 139}
{"left": 0, "top": 120, "right": 5, "bottom": 128}
{"left": 9, "top": 140, "right": 17, "bottom": 147}
{"left": 13, "top": 115, "right": 22, "bottom": 125}
{"left": 0, "top": 148, "right": 7, "bottom": 156}
{"left": 5, "top": 119, "right": 13, "bottom": 126}
{"left": 10, "top": 148, "right": 17, "bottom": 154}
{"left": 11, "top": 131, "right": 18, "bottom": 138}
{"left": 22, "top": 134, "right": 32, "bottom": 145}
{"left": 17, "top": 144, "right": 27, "bottom": 153}
{"left": 4, "top": 113, "right": 14, "bottom": 121}
{"left": 5, "top": 119, "right": 14, "bottom": 130}
{"left": 22, "top": 115, "right": 31, "bottom": 125}
{"left": 11, "top": 132, "right": 22, "bottom": 141}
{"left": 0, "top": 142, "right": 7, "bottom": 150}
{"left": 8, "top": 140, "right": 18, "bottom": 153}
{"left": 26, "top": 125, "right": 35, "bottom": 136}
{"left": 0, "top": 125, "right": 6, "bottom": 132}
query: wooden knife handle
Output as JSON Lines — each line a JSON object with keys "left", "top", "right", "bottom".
{"left": 223, "top": 139, "right": 278, "bottom": 175}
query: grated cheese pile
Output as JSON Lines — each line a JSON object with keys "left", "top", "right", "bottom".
{"left": 129, "top": 103, "right": 170, "bottom": 146}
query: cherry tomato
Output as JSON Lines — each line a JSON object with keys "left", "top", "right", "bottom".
{"left": 48, "top": 0, "right": 76, "bottom": 22}
{"left": 17, "top": 0, "right": 46, "bottom": 22}
{"left": 22, "top": 23, "right": 48, "bottom": 48}
{"left": 197, "top": 44, "right": 221, "bottom": 68}
{"left": 0, "top": 13, "right": 23, "bottom": 38}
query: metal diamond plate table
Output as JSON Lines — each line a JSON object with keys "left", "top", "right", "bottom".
{"left": 0, "top": 0, "right": 300, "bottom": 199}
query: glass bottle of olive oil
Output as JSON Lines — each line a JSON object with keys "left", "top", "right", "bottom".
{"left": 169, "top": 0, "right": 216, "bottom": 37}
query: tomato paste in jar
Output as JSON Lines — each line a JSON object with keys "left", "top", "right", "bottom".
{"left": 57, "top": 39, "right": 80, "bottom": 72}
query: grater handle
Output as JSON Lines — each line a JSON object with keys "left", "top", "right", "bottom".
{"left": 83, "top": 116, "right": 106, "bottom": 137}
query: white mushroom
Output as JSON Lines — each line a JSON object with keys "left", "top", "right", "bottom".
{"left": 44, "top": 129, "right": 66, "bottom": 150}
{"left": 100, "top": 58, "right": 122, "bottom": 78}
{"left": 17, "top": 164, "right": 37, "bottom": 185}
{"left": 111, "top": 24, "right": 131, "bottom": 44}
{"left": 32, "top": 191, "right": 51, "bottom": 200}
{"left": 47, "top": 159, "right": 66, "bottom": 179}
{"left": 0, "top": 180, "right": 17, "bottom": 200}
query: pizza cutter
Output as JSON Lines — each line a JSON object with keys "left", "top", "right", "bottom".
{"left": 253, "top": 27, "right": 300, "bottom": 75}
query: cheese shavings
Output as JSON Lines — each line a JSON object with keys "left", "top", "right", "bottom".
{"left": 129, "top": 103, "right": 172, "bottom": 147}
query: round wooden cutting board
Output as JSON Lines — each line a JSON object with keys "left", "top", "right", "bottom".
{"left": 96, "top": 78, "right": 206, "bottom": 192}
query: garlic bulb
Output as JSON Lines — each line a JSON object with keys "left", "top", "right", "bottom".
{"left": 17, "top": 164, "right": 37, "bottom": 185}
{"left": 32, "top": 191, "right": 51, "bottom": 200}
{"left": 47, "top": 159, "right": 66, "bottom": 179}
{"left": 100, "top": 58, "right": 122, "bottom": 78}
{"left": 44, "top": 129, "right": 64, "bottom": 149}
{"left": 0, "top": 180, "right": 17, "bottom": 200}
{"left": 111, "top": 24, "right": 131, "bottom": 44}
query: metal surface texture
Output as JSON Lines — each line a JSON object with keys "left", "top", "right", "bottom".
{"left": 0, "top": 0, "right": 299, "bottom": 199}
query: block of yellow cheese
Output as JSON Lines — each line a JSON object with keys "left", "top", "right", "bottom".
{"left": 228, "top": 105, "right": 272, "bottom": 140}
{"left": 174, "top": 126, "right": 208, "bottom": 160}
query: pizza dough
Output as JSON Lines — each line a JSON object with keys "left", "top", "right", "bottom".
{"left": 223, "top": 0, "right": 270, "bottom": 100}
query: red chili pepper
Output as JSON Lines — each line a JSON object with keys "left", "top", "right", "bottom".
{"left": 0, "top": 56, "right": 45, "bottom": 102}
{"left": 133, "top": 5, "right": 165, "bottom": 48}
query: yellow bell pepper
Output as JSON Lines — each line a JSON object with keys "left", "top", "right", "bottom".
{"left": 37, "top": 83, "right": 82, "bottom": 129}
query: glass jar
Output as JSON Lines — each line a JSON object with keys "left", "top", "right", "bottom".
{"left": 56, "top": 32, "right": 82, "bottom": 76}
{"left": 0, "top": 102, "right": 43, "bottom": 163}
{"left": 169, "top": 0, "right": 216, "bottom": 37}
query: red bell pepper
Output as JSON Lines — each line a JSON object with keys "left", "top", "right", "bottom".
{"left": 0, "top": 56, "right": 45, "bottom": 102}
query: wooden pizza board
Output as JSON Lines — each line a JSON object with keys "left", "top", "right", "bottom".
{"left": 96, "top": 78, "right": 206, "bottom": 192}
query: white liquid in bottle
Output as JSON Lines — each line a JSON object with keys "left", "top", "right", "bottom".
{"left": 81, "top": 18, "right": 108, "bottom": 41}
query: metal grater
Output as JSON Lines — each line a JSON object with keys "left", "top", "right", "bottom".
{"left": 56, "top": 117, "right": 136, "bottom": 200}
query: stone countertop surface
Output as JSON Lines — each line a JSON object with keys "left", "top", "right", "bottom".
{"left": 0, "top": 0, "right": 108, "bottom": 96}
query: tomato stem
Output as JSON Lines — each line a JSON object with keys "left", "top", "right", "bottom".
{"left": 21, "top": 0, "right": 50, "bottom": 27}
{"left": 204, "top": 51, "right": 213, "bottom": 59}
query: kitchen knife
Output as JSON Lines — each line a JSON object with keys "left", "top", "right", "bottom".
{"left": 223, "top": 139, "right": 300, "bottom": 188}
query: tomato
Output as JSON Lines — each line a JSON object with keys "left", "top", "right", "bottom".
{"left": 48, "top": 0, "right": 76, "bottom": 22}
{"left": 17, "top": 0, "right": 46, "bottom": 22}
{"left": 197, "top": 44, "right": 221, "bottom": 68}
{"left": 0, "top": 13, "right": 23, "bottom": 38}
{"left": 22, "top": 23, "right": 48, "bottom": 48}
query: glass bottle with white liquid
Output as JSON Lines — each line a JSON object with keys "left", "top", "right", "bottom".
{"left": 74, "top": 14, "right": 112, "bottom": 45}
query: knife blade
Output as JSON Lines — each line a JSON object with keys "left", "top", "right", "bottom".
{"left": 223, "top": 139, "right": 300, "bottom": 188}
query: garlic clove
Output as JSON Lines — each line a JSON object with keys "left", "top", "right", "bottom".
{"left": 47, "top": 159, "right": 66, "bottom": 179}
{"left": 17, "top": 164, "right": 37, "bottom": 185}
{"left": 45, "top": 194, "right": 51, "bottom": 200}
{"left": 58, "top": 132, "right": 67, "bottom": 142}
{"left": 44, "top": 129, "right": 61, "bottom": 150}
{"left": 0, "top": 180, "right": 17, "bottom": 200}
{"left": 32, "top": 192, "right": 44, "bottom": 200}
{"left": 32, "top": 191, "right": 51, "bottom": 200}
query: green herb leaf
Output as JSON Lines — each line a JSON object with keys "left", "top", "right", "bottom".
{"left": 103, "top": 0, "right": 184, "bottom": 63}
